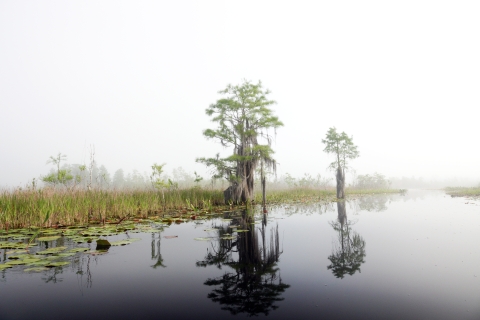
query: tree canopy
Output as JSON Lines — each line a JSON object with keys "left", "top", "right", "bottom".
{"left": 322, "top": 127, "right": 359, "bottom": 171}
{"left": 197, "top": 80, "right": 283, "bottom": 203}
{"left": 322, "top": 127, "right": 359, "bottom": 198}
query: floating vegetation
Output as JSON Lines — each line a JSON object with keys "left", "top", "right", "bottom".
{"left": 36, "top": 246, "right": 68, "bottom": 255}
{"left": 68, "top": 248, "right": 90, "bottom": 253}
{"left": 37, "top": 236, "right": 61, "bottom": 241}
{"left": 45, "top": 261, "right": 70, "bottom": 267}
{"left": 0, "top": 208, "right": 269, "bottom": 276}
{"left": 110, "top": 238, "right": 141, "bottom": 246}
{"left": 194, "top": 237, "right": 212, "bottom": 241}
{"left": 24, "top": 267, "right": 48, "bottom": 272}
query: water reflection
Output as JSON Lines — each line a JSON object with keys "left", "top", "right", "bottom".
{"left": 151, "top": 232, "right": 166, "bottom": 268}
{"left": 328, "top": 201, "right": 366, "bottom": 279}
{"left": 356, "top": 195, "right": 390, "bottom": 212}
{"left": 74, "top": 254, "right": 93, "bottom": 290}
{"left": 197, "top": 210, "right": 290, "bottom": 316}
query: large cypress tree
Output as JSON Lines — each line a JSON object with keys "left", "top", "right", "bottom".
{"left": 197, "top": 80, "right": 283, "bottom": 204}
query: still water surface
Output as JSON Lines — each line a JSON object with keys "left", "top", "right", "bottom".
{"left": 1, "top": 190, "right": 479, "bottom": 320}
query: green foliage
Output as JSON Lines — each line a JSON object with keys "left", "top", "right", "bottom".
{"left": 444, "top": 187, "right": 480, "bottom": 196}
{"left": 193, "top": 171, "right": 203, "bottom": 186}
{"left": 322, "top": 127, "right": 359, "bottom": 170}
{"left": 41, "top": 153, "right": 74, "bottom": 187}
{"left": 355, "top": 172, "right": 391, "bottom": 189}
{"left": 150, "top": 163, "right": 168, "bottom": 190}
{"left": 0, "top": 187, "right": 226, "bottom": 229}
{"left": 197, "top": 80, "right": 283, "bottom": 202}
{"left": 282, "top": 173, "right": 332, "bottom": 189}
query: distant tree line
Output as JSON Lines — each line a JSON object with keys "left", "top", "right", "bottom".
{"left": 38, "top": 155, "right": 209, "bottom": 191}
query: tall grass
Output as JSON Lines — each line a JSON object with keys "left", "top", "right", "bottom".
{"left": 444, "top": 187, "right": 480, "bottom": 197}
{"left": 256, "top": 187, "right": 402, "bottom": 204}
{"left": 0, "top": 186, "right": 404, "bottom": 230}
{"left": 0, "top": 188, "right": 224, "bottom": 230}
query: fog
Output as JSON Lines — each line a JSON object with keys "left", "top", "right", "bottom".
{"left": 1, "top": 1, "right": 479, "bottom": 189}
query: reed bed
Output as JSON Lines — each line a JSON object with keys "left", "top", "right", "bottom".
{"left": 0, "top": 187, "right": 404, "bottom": 230}
{"left": 0, "top": 188, "right": 224, "bottom": 230}
{"left": 444, "top": 187, "right": 480, "bottom": 197}
{"left": 256, "top": 187, "right": 403, "bottom": 204}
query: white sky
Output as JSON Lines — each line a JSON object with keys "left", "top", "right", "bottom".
{"left": 1, "top": 1, "right": 479, "bottom": 188}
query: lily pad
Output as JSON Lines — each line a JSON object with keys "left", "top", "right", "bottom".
{"left": 68, "top": 248, "right": 90, "bottom": 253}
{"left": 22, "top": 258, "right": 43, "bottom": 265}
{"left": 24, "top": 267, "right": 48, "bottom": 272}
{"left": 55, "top": 253, "right": 76, "bottom": 257}
{"left": 0, "top": 264, "right": 13, "bottom": 270}
{"left": 45, "top": 261, "right": 70, "bottom": 267}
{"left": 27, "top": 260, "right": 51, "bottom": 266}
{"left": 8, "top": 254, "right": 33, "bottom": 260}
{"left": 6, "top": 249, "right": 28, "bottom": 254}
{"left": 36, "top": 246, "right": 67, "bottom": 255}
{"left": 11, "top": 236, "right": 30, "bottom": 240}
{"left": 6, "top": 260, "right": 28, "bottom": 265}
{"left": 88, "top": 250, "right": 108, "bottom": 255}
{"left": 110, "top": 238, "right": 141, "bottom": 246}
{"left": 37, "top": 236, "right": 61, "bottom": 242}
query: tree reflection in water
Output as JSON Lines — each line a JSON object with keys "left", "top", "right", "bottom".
{"left": 328, "top": 201, "right": 366, "bottom": 279}
{"left": 197, "top": 210, "right": 290, "bottom": 316}
{"left": 151, "top": 232, "right": 165, "bottom": 269}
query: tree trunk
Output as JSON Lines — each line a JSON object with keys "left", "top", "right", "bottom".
{"left": 261, "top": 175, "right": 266, "bottom": 208}
{"left": 337, "top": 200, "right": 346, "bottom": 227}
{"left": 336, "top": 167, "right": 345, "bottom": 199}
{"left": 224, "top": 182, "right": 240, "bottom": 205}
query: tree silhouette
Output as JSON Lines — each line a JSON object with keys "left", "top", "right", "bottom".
{"left": 327, "top": 201, "right": 366, "bottom": 278}
{"left": 150, "top": 232, "right": 166, "bottom": 269}
{"left": 197, "top": 210, "right": 290, "bottom": 316}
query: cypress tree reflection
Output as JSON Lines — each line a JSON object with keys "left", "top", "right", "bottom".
{"left": 151, "top": 232, "right": 165, "bottom": 269}
{"left": 197, "top": 210, "right": 290, "bottom": 316}
{"left": 327, "top": 200, "right": 366, "bottom": 279}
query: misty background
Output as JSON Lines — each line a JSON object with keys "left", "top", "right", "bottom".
{"left": 1, "top": 1, "right": 479, "bottom": 190}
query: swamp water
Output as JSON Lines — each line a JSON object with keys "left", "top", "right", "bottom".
{"left": 0, "top": 190, "right": 479, "bottom": 320}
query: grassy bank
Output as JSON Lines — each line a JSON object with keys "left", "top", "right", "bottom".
{"left": 444, "top": 187, "right": 480, "bottom": 197}
{"left": 0, "top": 188, "right": 225, "bottom": 230}
{"left": 0, "top": 187, "right": 405, "bottom": 230}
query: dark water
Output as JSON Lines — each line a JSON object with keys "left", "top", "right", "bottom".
{"left": 1, "top": 190, "right": 479, "bottom": 320}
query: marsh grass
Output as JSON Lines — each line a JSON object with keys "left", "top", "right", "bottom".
{"left": 444, "top": 187, "right": 480, "bottom": 197}
{"left": 0, "top": 187, "right": 403, "bottom": 230}
{"left": 257, "top": 187, "right": 402, "bottom": 204}
{"left": 0, "top": 188, "right": 225, "bottom": 230}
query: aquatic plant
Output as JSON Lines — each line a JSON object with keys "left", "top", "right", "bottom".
{"left": 444, "top": 187, "right": 480, "bottom": 197}
{"left": 0, "top": 186, "right": 403, "bottom": 230}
